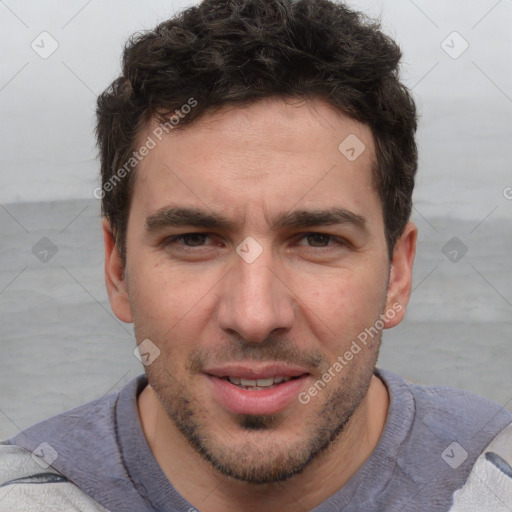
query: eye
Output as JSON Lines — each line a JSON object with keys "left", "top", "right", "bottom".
{"left": 303, "top": 233, "right": 331, "bottom": 247}
{"left": 164, "top": 233, "right": 212, "bottom": 247}
{"left": 297, "top": 232, "right": 346, "bottom": 248}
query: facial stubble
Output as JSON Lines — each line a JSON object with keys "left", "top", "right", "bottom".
{"left": 145, "top": 332, "right": 382, "bottom": 485}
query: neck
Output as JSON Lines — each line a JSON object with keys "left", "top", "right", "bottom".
{"left": 138, "top": 374, "right": 389, "bottom": 512}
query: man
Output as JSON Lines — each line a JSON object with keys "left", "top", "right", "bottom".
{"left": 1, "top": 0, "right": 511, "bottom": 510}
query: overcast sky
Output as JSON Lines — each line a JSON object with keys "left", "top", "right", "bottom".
{"left": 1, "top": 0, "right": 511, "bottom": 222}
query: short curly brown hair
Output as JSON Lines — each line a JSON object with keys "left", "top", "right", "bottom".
{"left": 95, "top": 0, "right": 417, "bottom": 262}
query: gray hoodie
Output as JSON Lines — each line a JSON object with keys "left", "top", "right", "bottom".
{"left": 1, "top": 370, "right": 511, "bottom": 511}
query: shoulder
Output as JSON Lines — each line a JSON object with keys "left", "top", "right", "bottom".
{"left": 379, "top": 368, "right": 512, "bottom": 443}
{"left": 406, "top": 375, "right": 512, "bottom": 440}
{"left": 1, "top": 376, "right": 147, "bottom": 507}
{"left": 0, "top": 389, "right": 121, "bottom": 511}
{"left": 377, "top": 368, "right": 512, "bottom": 488}
{"left": 4, "top": 375, "right": 148, "bottom": 458}
{"left": 449, "top": 422, "right": 512, "bottom": 511}
{"left": 0, "top": 444, "right": 108, "bottom": 511}
{"left": 1, "top": 375, "right": 148, "bottom": 511}
{"left": 5, "top": 385, "right": 121, "bottom": 458}
{"left": 365, "top": 369, "right": 512, "bottom": 509}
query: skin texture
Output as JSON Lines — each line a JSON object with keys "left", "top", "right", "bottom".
{"left": 103, "top": 97, "right": 417, "bottom": 511}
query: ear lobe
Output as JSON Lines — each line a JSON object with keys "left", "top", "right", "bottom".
{"left": 383, "top": 222, "right": 417, "bottom": 329}
{"left": 103, "top": 219, "right": 133, "bottom": 323}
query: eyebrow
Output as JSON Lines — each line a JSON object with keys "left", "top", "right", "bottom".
{"left": 145, "top": 206, "right": 367, "bottom": 233}
{"left": 146, "top": 207, "right": 237, "bottom": 232}
{"left": 273, "top": 208, "right": 366, "bottom": 231}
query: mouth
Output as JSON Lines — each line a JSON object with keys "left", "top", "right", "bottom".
{"left": 222, "top": 375, "right": 302, "bottom": 391}
{"left": 204, "top": 364, "right": 311, "bottom": 415}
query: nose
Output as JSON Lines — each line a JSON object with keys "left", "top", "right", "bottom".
{"left": 216, "top": 245, "right": 296, "bottom": 343}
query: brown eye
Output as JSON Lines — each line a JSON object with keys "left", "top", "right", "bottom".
{"left": 164, "top": 233, "right": 211, "bottom": 247}
{"left": 179, "top": 233, "right": 209, "bottom": 246}
{"left": 305, "top": 234, "right": 331, "bottom": 247}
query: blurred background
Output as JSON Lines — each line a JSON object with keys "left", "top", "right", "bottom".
{"left": 1, "top": 0, "right": 511, "bottom": 440}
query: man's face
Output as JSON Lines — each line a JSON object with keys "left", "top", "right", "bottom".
{"left": 107, "top": 98, "right": 411, "bottom": 483}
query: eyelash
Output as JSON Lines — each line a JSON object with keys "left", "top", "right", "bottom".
{"left": 163, "top": 232, "right": 348, "bottom": 251}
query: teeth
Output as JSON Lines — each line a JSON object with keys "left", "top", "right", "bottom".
{"left": 227, "top": 376, "right": 292, "bottom": 387}
{"left": 240, "top": 378, "right": 257, "bottom": 386}
{"left": 256, "top": 378, "right": 274, "bottom": 387}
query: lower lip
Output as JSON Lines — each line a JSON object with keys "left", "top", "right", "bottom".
{"left": 206, "top": 375, "right": 309, "bottom": 415}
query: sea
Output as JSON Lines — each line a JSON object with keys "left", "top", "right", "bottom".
{"left": 1, "top": 199, "right": 511, "bottom": 440}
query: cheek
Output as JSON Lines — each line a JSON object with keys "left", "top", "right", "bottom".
{"left": 301, "top": 267, "right": 387, "bottom": 350}
{"left": 127, "top": 258, "right": 218, "bottom": 343}
{"left": 127, "top": 261, "right": 181, "bottom": 327}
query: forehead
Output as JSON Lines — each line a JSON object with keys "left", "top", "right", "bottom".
{"left": 129, "top": 98, "right": 380, "bottom": 230}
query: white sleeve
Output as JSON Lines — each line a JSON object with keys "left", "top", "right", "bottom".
{"left": 0, "top": 444, "right": 109, "bottom": 512}
{"left": 449, "top": 422, "right": 512, "bottom": 511}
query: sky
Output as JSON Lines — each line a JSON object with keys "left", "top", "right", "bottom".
{"left": 1, "top": 0, "right": 511, "bottom": 222}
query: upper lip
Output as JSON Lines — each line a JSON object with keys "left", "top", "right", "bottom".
{"left": 204, "top": 363, "right": 310, "bottom": 380}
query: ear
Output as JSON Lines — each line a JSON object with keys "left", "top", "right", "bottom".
{"left": 383, "top": 222, "right": 417, "bottom": 328}
{"left": 103, "top": 219, "right": 133, "bottom": 323}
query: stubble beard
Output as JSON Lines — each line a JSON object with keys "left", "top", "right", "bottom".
{"left": 146, "top": 334, "right": 382, "bottom": 485}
